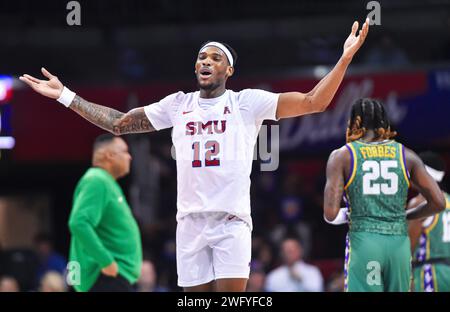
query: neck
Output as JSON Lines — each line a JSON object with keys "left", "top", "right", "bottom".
{"left": 199, "top": 85, "right": 226, "bottom": 99}
{"left": 360, "top": 130, "right": 383, "bottom": 143}
{"left": 92, "top": 162, "right": 117, "bottom": 180}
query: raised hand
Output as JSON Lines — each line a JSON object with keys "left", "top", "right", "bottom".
{"left": 19, "top": 67, "right": 64, "bottom": 99}
{"left": 342, "top": 18, "right": 370, "bottom": 61}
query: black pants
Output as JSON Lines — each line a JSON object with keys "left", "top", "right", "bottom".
{"left": 89, "top": 274, "right": 135, "bottom": 292}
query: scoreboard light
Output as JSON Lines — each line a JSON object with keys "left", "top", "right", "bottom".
{"left": 0, "top": 76, "right": 13, "bottom": 104}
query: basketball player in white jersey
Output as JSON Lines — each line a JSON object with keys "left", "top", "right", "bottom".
{"left": 20, "top": 18, "right": 369, "bottom": 292}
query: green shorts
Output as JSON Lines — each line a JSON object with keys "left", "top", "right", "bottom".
{"left": 345, "top": 231, "right": 411, "bottom": 292}
{"left": 413, "top": 263, "right": 450, "bottom": 292}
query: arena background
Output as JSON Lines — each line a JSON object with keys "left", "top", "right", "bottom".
{"left": 0, "top": 0, "right": 450, "bottom": 292}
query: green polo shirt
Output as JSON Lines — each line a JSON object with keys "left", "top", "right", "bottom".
{"left": 68, "top": 167, "right": 142, "bottom": 292}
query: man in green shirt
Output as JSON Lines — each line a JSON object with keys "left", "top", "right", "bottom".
{"left": 68, "top": 134, "right": 142, "bottom": 292}
{"left": 323, "top": 98, "right": 445, "bottom": 292}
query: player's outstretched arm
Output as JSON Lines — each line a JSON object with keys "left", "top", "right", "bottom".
{"left": 20, "top": 68, "right": 155, "bottom": 135}
{"left": 276, "top": 18, "right": 369, "bottom": 119}
{"left": 405, "top": 148, "right": 445, "bottom": 220}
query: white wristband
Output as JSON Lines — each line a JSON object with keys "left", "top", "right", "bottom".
{"left": 57, "top": 86, "right": 76, "bottom": 107}
{"left": 324, "top": 208, "right": 349, "bottom": 225}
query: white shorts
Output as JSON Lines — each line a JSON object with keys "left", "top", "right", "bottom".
{"left": 176, "top": 212, "right": 252, "bottom": 287}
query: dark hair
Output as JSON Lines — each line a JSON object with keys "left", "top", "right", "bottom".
{"left": 199, "top": 41, "right": 238, "bottom": 67}
{"left": 419, "top": 151, "right": 446, "bottom": 172}
{"left": 346, "top": 98, "right": 397, "bottom": 143}
{"left": 93, "top": 133, "right": 118, "bottom": 151}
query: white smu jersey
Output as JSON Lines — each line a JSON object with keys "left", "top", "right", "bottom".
{"left": 144, "top": 89, "right": 279, "bottom": 228}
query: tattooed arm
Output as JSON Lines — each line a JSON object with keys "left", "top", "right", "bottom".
{"left": 19, "top": 68, "right": 155, "bottom": 134}
{"left": 69, "top": 96, "right": 154, "bottom": 134}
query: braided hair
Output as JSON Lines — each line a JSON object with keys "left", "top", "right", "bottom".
{"left": 346, "top": 98, "right": 397, "bottom": 143}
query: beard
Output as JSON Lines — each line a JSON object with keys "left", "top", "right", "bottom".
{"left": 197, "top": 78, "right": 221, "bottom": 91}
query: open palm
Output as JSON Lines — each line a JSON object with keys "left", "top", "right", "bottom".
{"left": 19, "top": 67, "right": 63, "bottom": 99}
{"left": 343, "top": 18, "right": 370, "bottom": 60}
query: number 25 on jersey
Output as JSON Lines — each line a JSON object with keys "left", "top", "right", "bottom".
{"left": 362, "top": 160, "right": 399, "bottom": 195}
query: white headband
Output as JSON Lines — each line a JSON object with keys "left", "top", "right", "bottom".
{"left": 200, "top": 42, "right": 234, "bottom": 67}
{"left": 425, "top": 165, "right": 445, "bottom": 182}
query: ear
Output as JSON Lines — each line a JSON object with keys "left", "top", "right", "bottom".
{"left": 104, "top": 150, "right": 115, "bottom": 162}
{"left": 226, "top": 66, "right": 234, "bottom": 78}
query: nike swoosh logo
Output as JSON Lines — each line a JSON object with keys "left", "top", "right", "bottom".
{"left": 183, "top": 111, "right": 193, "bottom": 115}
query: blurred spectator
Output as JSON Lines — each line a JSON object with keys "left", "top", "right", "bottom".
{"left": 1, "top": 249, "right": 38, "bottom": 291}
{"left": 270, "top": 193, "right": 312, "bottom": 258}
{"left": 136, "top": 259, "right": 168, "bottom": 292}
{"left": 364, "top": 34, "right": 410, "bottom": 66}
{"left": 326, "top": 270, "right": 345, "bottom": 292}
{"left": 39, "top": 271, "right": 67, "bottom": 292}
{"left": 246, "top": 262, "right": 267, "bottom": 292}
{"left": 0, "top": 276, "right": 20, "bottom": 292}
{"left": 251, "top": 236, "right": 275, "bottom": 272}
{"left": 265, "top": 238, "right": 323, "bottom": 292}
{"left": 34, "top": 233, "right": 67, "bottom": 283}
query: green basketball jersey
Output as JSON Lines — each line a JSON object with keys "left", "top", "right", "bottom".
{"left": 344, "top": 140, "right": 410, "bottom": 235}
{"left": 414, "top": 193, "right": 450, "bottom": 262}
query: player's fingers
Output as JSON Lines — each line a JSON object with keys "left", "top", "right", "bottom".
{"left": 360, "top": 24, "right": 369, "bottom": 43}
{"left": 41, "top": 67, "right": 55, "bottom": 79}
{"left": 362, "top": 18, "right": 369, "bottom": 36}
{"left": 350, "top": 21, "right": 358, "bottom": 36}
{"left": 19, "top": 76, "right": 39, "bottom": 90}
{"left": 23, "top": 74, "right": 41, "bottom": 84}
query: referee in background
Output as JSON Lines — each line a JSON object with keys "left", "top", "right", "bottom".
{"left": 68, "top": 134, "right": 142, "bottom": 292}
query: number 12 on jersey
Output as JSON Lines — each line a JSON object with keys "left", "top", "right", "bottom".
{"left": 192, "top": 141, "right": 220, "bottom": 167}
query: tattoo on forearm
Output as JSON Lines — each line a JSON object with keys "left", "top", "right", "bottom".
{"left": 69, "top": 95, "right": 154, "bottom": 135}
{"left": 111, "top": 109, "right": 154, "bottom": 134}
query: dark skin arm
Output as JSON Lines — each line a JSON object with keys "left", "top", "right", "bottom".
{"left": 404, "top": 148, "right": 445, "bottom": 220}
{"left": 407, "top": 194, "right": 426, "bottom": 252}
{"left": 19, "top": 68, "right": 155, "bottom": 135}
{"left": 70, "top": 96, "right": 154, "bottom": 135}
{"left": 323, "top": 146, "right": 351, "bottom": 221}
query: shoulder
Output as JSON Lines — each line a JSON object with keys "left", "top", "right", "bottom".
{"left": 401, "top": 143, "right": 421, "bottom": 168}
{"left": 328, "top": 145, "right": 351, "bottom": 163}
{"left": 160, "top": 91, "right": 189, "bottom": 104}
{"left": 78, "top": 169, "right": 111, "bottom": 189}
{"left": 237, "top": 88, "right": 276, "bottom": 96}
{"left": 237, "top": 88, "right": 277, "bottom": 102}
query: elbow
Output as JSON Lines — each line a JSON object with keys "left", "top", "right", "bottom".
{"left": 435, "top": 194, "right": 446, "bottom": 213}
{"left": 324, "top": 209, "right": 337, "bottom": 222}
{"left": 111, "top": 119, "right": 123, "bottom": 135}
{"left": 317, "top": 104, "right": 327, "bottom": 113}
{"left": 68, "top": 219, "right": 86, "bottom": 235}
{"left": 111, "top": 127, "right": 121, "bottom": 136}
{"left": 305, "top": 93, "right": 327, "bottom": 113}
